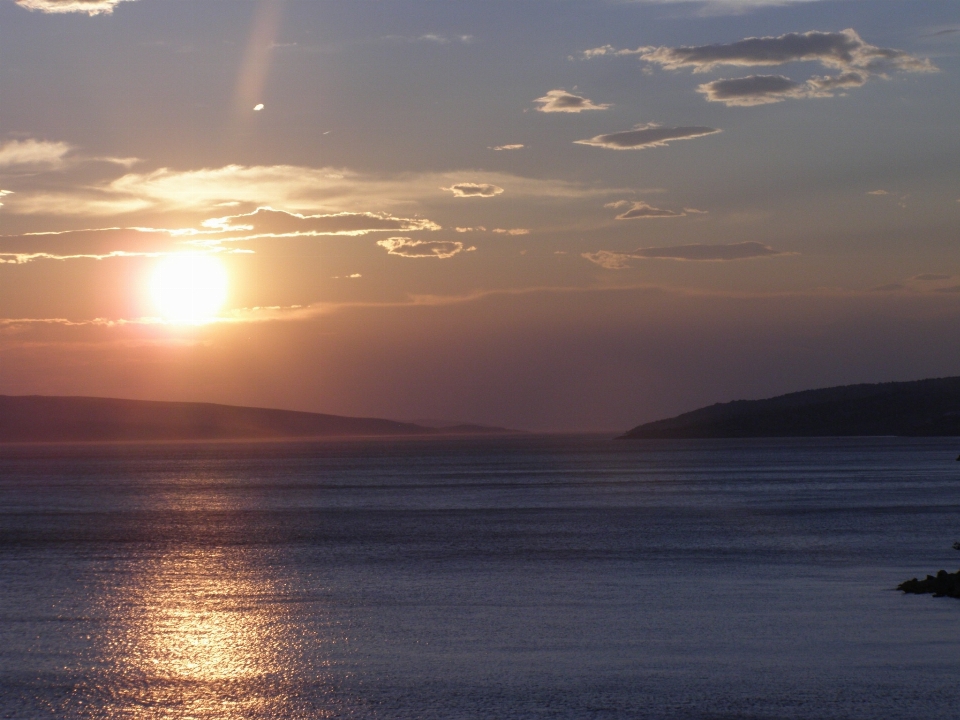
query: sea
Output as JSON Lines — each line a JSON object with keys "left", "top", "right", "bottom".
{"left": 1, "top": 435, "right": 960, "bottom": 719}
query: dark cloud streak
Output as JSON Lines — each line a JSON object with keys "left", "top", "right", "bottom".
{"left": 583, "top": 242, "right": 789, "bottom": 269}
{"left": 575, "top": 124, "right": 721, "bottom": 150}
{"left": 639, "top": 29, "right": 934, "bottom": 75}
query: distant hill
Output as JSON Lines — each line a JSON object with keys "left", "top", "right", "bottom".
{"left": 412, "top": 418, "right": 516, "bottom": 434}
{"left": 0, "top": 396, "right": 515, "bottom": 443}
{"left": 620, "top": 377, "right": 960, "bottom": 439}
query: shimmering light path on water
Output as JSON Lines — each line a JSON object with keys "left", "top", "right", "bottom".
{"left": 2, "top": 436, "right": 960, "bottom": 719}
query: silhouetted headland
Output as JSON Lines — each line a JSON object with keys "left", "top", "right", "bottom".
{"left": 621, "top": 377, "right": 960, "bottom": 439}
{"left": 0, "top": 395, "right": 516, "bottom": 443}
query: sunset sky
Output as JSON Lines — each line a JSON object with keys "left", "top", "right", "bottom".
{"left": 1, "top": 0, "right": 958, "bottom": 430}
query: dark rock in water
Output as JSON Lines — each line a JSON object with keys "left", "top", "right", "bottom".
{"left": 898, "top": 569, "right": 960, "bottom": 598}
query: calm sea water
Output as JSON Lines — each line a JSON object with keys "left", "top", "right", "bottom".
{"left": 1, "top": 435, "right": 960, "bottom": 719}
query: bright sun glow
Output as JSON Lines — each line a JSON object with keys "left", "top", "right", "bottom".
{"left": 152, "top": 254, "right": 228, "bottom": 324}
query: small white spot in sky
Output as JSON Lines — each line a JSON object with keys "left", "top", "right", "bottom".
{"left": 253, "top": 104, "right": 264, "bottom": 111}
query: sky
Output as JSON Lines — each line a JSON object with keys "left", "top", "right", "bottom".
{"left": 0, "top": 0, "right": 958, "bottom": 431}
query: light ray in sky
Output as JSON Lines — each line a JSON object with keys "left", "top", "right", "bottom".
{"left": 233, "top": 0, "right": 285, "bottom": 134}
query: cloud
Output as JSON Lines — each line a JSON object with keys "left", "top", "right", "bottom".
{"left": 0, "top": 224, "right": 257, "bottom": 265}
{"left": 587, "top": 1, "right": 836, "bottom": 16}
{"left": 581, "top": 251, "right": 636, "bottom": 270}
{"left": 700, "top": 74, "right": 803, "bottom": 105}
{"left": 697, "top": 72, "right": 865, "bottom": 106}
{"left": 453, "top": 226, "right": 527, "bottom": 235}
{"left": 442, "top": 182, "right": 504, "bottom": 198}
{"left": 915, "top": 274, "right": 951, "bottom": 281}
{"left": 613, "top": 201, "right": 686, "bottom": 219}
{"left": 491, "top": 144, "right": 524, "bottom": 151}
{"left": 0, "top": 139, "right": 72, "bottom": 169}
{"left": 534, "top": 89, "right": 611, "bottom": 113}
{"left": 13, "top": 0, "right": 132, "bottom": 15}
{"left": 867, "top": 189, "right": 890, "bottom": 195}
{"left": 388, "top": 33, "right": 473, "bottom": 45}
{"left": 807, "top": 71, "right": 869, "bottom": 91}
{"left": 575, "top": 124, "right": 721, "bottom": 150}
{"left": 198, "top": 206, "right": 439, "bottom": 238}
{"left": 634, "top": 242, "right": 787, "bottom": 260}
{"left": 592, "top": 29, "right": 934, "bottom": 106}
{"left": 376, "top": 237, "right": 474, "bottom": 259}
{"left": 583, "top": 241, "right": 788, "bottom": 268}
{"left": 4, "top": 164, "right": 625, "bottom": 218}
{"left": 421, "top": 33, "right": 472, "bottom": 44}
{"left": 0, "top": 249, "right": 190, "bottom": 265}
{"left": 580, "top": 45, "right": 652, "bottom": 59}
{"left": 636, "top": 29, "right": 933, "bottom": 105}
{"left": 870, "top": 283, "right": 904, "bottom": 292}
{"left": 638, "top": 29, "right": 935, "bottom": 75}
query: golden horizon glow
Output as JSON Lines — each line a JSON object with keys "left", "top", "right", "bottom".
{"left": 151, "top": 253, "right": 228, "bottom": 324}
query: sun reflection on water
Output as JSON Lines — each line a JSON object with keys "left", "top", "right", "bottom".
{"left": 99, "top": 549, "right": 315, "bottom": 719}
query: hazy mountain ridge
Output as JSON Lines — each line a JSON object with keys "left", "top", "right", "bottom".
{"left": 0, "top": 396, "right": 514, "bottom": 442}
{"left": 620, "top": 377, "right": 960, "bottom": 439}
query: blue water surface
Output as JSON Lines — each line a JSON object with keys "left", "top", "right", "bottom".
{"left": 1, "top": 435, "right": 959, "bottom": 719}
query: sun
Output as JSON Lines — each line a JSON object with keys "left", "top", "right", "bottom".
{"left": 151, "top": 254, "right": 228, "bottom": 324}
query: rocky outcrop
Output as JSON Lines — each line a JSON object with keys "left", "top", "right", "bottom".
{"left": 898, "top": 569, "right": 960, "bottom": 599}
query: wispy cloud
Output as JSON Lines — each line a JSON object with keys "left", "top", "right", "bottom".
{"left": 419, "top": 34, "right": 463, "bottom": 44}
{"left": 442, "top": 182, "right": 504, "bottom": 198}
{"left": 490, "top": 144, "right": 524, "bottom": 151}
{"left": 626, "top": 1, "right": 839, "bottom": 13}
{"left": 579, "top": 45, "right": 652, "bottom": 60}
{"left": 13, "top": 0, "right": 133, "bottom": 15}
{"left": 0, "top": 249, "right": 236, "bottom": 265}
{"left": 4, "top": 164, "right": 627, "bottom": 218}
{"left": 0, "top": 139, "right": 72, "bottom": 169}
{"left": 609, "top": 201, "right": 688, "bottom": 219}
{"left": 925, "top": 28, "right": 959, "bottom": 38}
{"left": 575, "top": 124, "right": 721, "bottom": 150}
{"left": 583, "top": 242, "right": 789, "bottom": 268}
{"left": 386, "top": 33, "right": 474, "bottom": 45}
{"left": 198, "top": 206, "right": 439, "bottom": 238}
{"left": 534, "top": 89, "right": 611, "bottom": 113}
{"left": 492, "top": 228, "right": 530, "bottom": 235}
{"left": 376, "top": 237, "right": 475, "bottom": 259}
{"left": 870, "top": 274, "right": 960, "bottom": 294}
